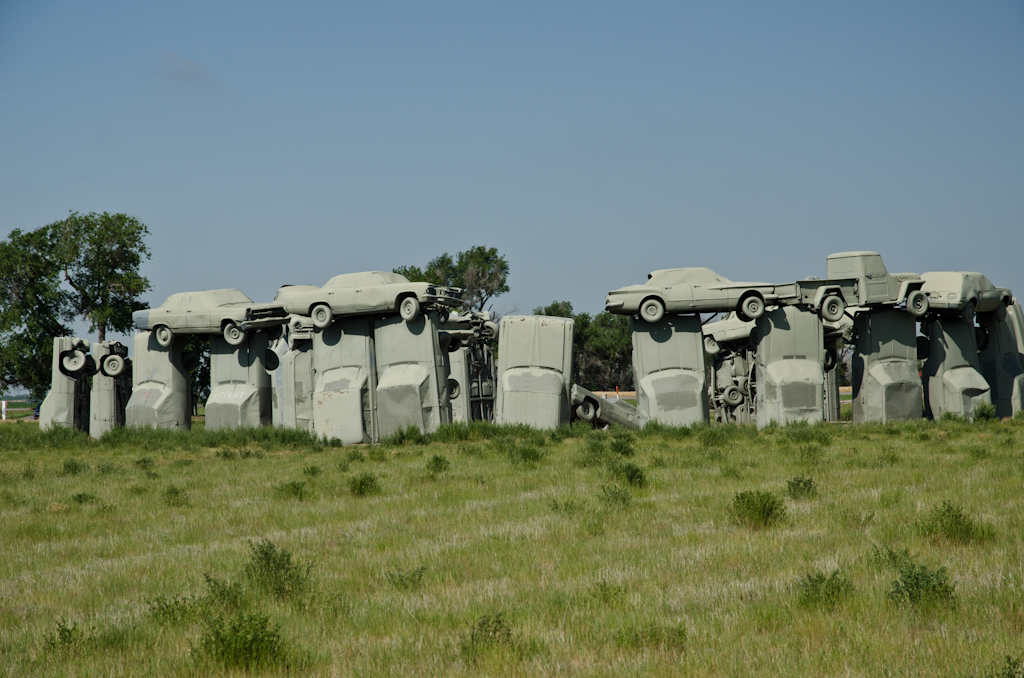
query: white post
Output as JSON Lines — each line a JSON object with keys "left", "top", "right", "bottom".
{"left": 2, "top": 401, "right": 6, "bottom": 421}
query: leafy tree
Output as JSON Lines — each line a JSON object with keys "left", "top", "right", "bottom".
{"left": 182, "top": 335, "right": 211, "bottom": 414}
{"left": 0, "top": 225, "right": 75, "bottom": 398}
{"left": 54, "top": 211, "right": 152, "bottom": 342}
{"left": 534, "top": 301, "right": 633, "bottom": 391}
{"left": 395, "top": 246, "right": 509, "bottom": 312}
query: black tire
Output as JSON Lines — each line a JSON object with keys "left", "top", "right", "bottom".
{"left": 917, "top": 335, "right": 930, "bottom": 361}
{"left": 823, "top": 348, "right": 837, "bottom": 372}
{"left": 961, "top": 300, "right": 976, "bottom": 325}
{"left": 975, "top": 326, "right": 990, "bottom": 352}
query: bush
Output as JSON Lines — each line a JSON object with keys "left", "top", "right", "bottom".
{"left": 870, "top": 544, "right": 914, "bottom": 571}
{"left": 504, "top": 440, "right": 545, "bottom": 467}
{"left": 598, "top": 485, "right": 631, "bottom": 510}
{"left": 195, "top": 611, "right": 287, "bottom": 671}
{"left": 274, "top": 481, "right": 307, "bottom": 501}
{"left": 244, "top": 540, "right": 312, "bottom": 599}
{"left": 426, "top": 454, "right": 451, "bottom": 475}
{"left": 796, "top": 569, "right": 853, "bottom": 610}
{"left": 459, "top": 613, "right": 540, "bottom": 664}
{"left": 921, "top": 501, "right": 993, "bottom": 544}
{"left": 888, "top": 560, "right": 956, "bottom": 608}
{"left": 163, "top": 485, "right": 189, "bottom": 507}
{"left": 71, "top": 492, "right": 99, "bottom": 505}
{"left": 42, "top": 620, "right": 85, "bottom": 651}
{"left": 346, "top": 449, "right": 365, "bottom": 462}
{"left": 612, "top": 461, "right": 645, "bottom": 488}
{"left": 979, "top": 655, "right": 1024, "bottom": 678}
{"left": 349, "top": 472, "right": 380, "bottom": 496}
{"left": 379, "top": 425, "right": 428, "bottom": 447}
{"left": 731, "top": 490, "right": 786, "bottom": 528}
{"left": 973, "top": 402, "right": 998, "bottom": 422}
{"left": 61, "top": 459, "right": 88, "bottom": 476}
{"left": 609, "top": 432, "right": 635, "bottom": 457}
{"left": 385, "top": 566, "right": 426, "bottom": 590}
{"left": 302, "top": 465, "right": 322, "bottom": 477}
{"left": 786, "top": 475, "right": 817, "bottom": 499}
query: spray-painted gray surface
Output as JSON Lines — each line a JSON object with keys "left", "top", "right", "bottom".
{"left": 822, "top": 314, "right": 854, "bottom": 423}
{"left": 606, "top": 268, "right": 777, "bottom": 323}
{"left": 631, "top": 314, "right": 708, "bottom": 427}
{"left": 40, "top": 337, "right": 93, "bottom": 432}
{"left": 570, "top": 383, "right": 639, "bottom": 429}
{"left": 312, "top": 316, "right": 377, "bottom": 444}
{"left": 1007, "top": 300, "right": 1024, "bottom": 357}
{"left": 275, "top": 272, "right": 463, "bottom": 328}
{"left": 125, "top": 331, "right": 192, "bottom": 430}
{"left": 825, "top": 252, "right": 928, "bottom": 314}
{"left": 442, "top": 311, "right": 497, "bottom": 423}
{"left": 921, "top": 317, "right": 991, "bottom": 419}
{"left": 850, "top": 309, "right": 922, "bottom": 423}
{"left": 89, "top": 341, "right": 131, "bottom": 438}
{"left": 978, "top": 312, "right": 1024, "bottom": 418}
{"left": 494, "top": 315, "right": 574, "bottom": 429}
{"left": 269, "top": 317, "right": 315, "bottom": 431}
{"left": 375, "top": 312, "right": 451, "bottom": 437}
{"left": 132, "top": 288, "right": 287, "bottom": 348}
{"left": 206, "top": 332, "right": 272, "bottom": 430}
{"left": 704, "top": 313, "right": 756, "bottom": 424}
{"left": 921, "top": 271, "right": 1012, "bottom": 323}
{"left": 755, "top": 306, "right": 825, "bottom": 428}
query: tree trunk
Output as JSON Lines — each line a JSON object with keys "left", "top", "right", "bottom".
{"left": 97, "top": 323, "right": 106, "bottom": 343}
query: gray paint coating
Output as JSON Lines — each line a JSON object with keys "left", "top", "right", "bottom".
{"left": 851, "top": 309, "right": 922, "bottom": 423}
{"left": 494, "top": 315, "right": 574, "bottom": 429}
{"left": 39, "top": 337, "right": 93, "bottom": 432}
{"left": 89, "top": 341, "right": 132, "bottom": 438}
{"left": 921, "top": 316, "right": 991, "bottom": 419}
{"left": 313, "top": 316, "right": 377, "bottom": 444}
{"left": 125, "top": 331, "right": 192, "bottom": 430}
{"left": 205, "top": 332, "right": 272, "bottom": 430}
{"left": 978, "top": 311, "right": 1024, "bottom": 418}
{"left": 374, "top": 312, "right": 451, "bottom": 437}
{"left": 631, "top": 314, "right": 708, "bottom": 427}
{"left": 570, "top": 383, "right": 639, "bottom": 429}
{"left": 704, "top": 313, "right": 756, "bottom": 424}
{"left": 754, "top": 306, "right": 825, "bottom": 428}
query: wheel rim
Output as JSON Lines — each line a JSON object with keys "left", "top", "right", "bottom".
{"left": 226, "top": 325, "right": 243, "bottom": 343}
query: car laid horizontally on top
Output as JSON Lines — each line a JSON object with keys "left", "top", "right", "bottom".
{"left": 920, "top": 271, "right": 1013, "bottom": 324}
{"left": 273, "top": 271, "right": 463, "bottom": 329}
{"left": 133, "top": 288, "right": 288, "bottom": 348}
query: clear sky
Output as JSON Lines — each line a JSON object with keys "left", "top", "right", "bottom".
{"left": 2, "top": 1, "right": 1022, "bottom": 345}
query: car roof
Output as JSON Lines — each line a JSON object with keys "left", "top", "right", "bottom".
{"left": 647, "top": 268, "right": 731, "bottom": 286}
{"left": 324, "top": 271, "right": 409, "bottom": 288}
{"left": 158, "top": 288, "right": 252, "bottom": 309}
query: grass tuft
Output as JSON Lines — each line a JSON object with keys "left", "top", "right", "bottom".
{"left": 796, "top": 569, "right": 853, "bottom": 610}
{"left": 385, "top": 566, "right": 427, "bottom": 590}
{"left": 786, "top": 475, "right": 817, "bottom": 499}
{"left": 244, "top": 540, "right": 312, "bottom": 599}
{"left": 348, "top": 472, "right": 380, "bottom": 496}
{"left": 731, "top": 490, "right": 786, "bottom": 528}
{"left": 615, "top": 622, "right": 687, "bottom": 652}
{"left": 163, "top": 485, "right": 189, "bottom": 507}
{"left": 426, "top": 454, "right": 451, "bottom": 475}
{"left": 275, "top": 481, "right": 307, "bottom": 501}
{"left": 195, "top": 611, "right": 288, "bottom": 671}
{"left": 888, "top": 559, "right": 956, "bottom": 608}
{"left": 921, "top": 500, "right": 993, "bottom": 544}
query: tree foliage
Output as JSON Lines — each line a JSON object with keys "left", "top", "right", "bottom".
{"left": 55, "top": 211, "right": 151, "bottom": 342}
{"left": 534, "top": 301, "right": 633, "bottom": 391}
{"left": 0, "top": 225, "right": 75, "bottom": 398}
{"left": 395, "top": 246, "right": 509, "bottom": 312}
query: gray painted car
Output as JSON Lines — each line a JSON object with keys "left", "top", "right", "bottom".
{"left": 90, "top": 341, "right": 131, "bottom": 438}
{"left": 570, "top": 383, "right": 639, "bottom": 429}
{"left": 206, "top": 333, "right": 272, "bottom": 431}
{"left": 703, "top": 313, "right": 756, "bottom": 424}
{"left": 274, "top": 271, "right": 463, "bottom": 329}
{"left": 125, "top": 331, "right": 194, "bottom": 431}
{"left": 606, "top": 268, "right": 778, "bottom": 323}
{"left": 631, "top": 314, "right": 709, "bottom": 427}
{"left": 850, "top": 308, "right": 922, "bottom": 424}
{"left": 754, "top": 306, "right": 825, "bottom": 428}
{"left": 133, "top": 288, "right": 287, "bottom": 349}
{"left": 921, "top": 316, "right": 992, "bottom": 419}
{"left": 920, "top": 271, "right": 1012, "bottom": 324}
{"left": 39, "top": 337, "right": 94, "bottom": 433}
{"left": 494, "top": 315, "right": 574, "bottom": 429}
{"left": 825, "top": 252, "right": 929, "bottom": 316}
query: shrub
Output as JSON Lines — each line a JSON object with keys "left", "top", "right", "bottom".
{"left": 134, "top": 457, "right": 154, "bottom": 470}
{"left": 598, "top": 485, "right": 631, "bottom": 510}
{"left": 784, "top": 421, "right": 833, "bottom": 446}
{"left": 385, "top": 566, "right": 426, "bottom": 590}
{"left": 786, "top": 475, "right": 817, "bottom": 499}
{"left": 731, "top": 490, "right": 786, "bottom": 528}
{"left": 302, "top": 465, "right": 322, "bottom": 477}
{"left": 346, "top": 449, "right": 365, "bottom": 462}
{"left": 588, "top": 580, "right": 625, "bottom": 605}
{"left": 203, "top": 574, "right": 245, "bottom": 609}
{"left": 614, "top": 622, "right": 686, "bottom": 652}
{"left": 42, "top": 620, "right": 85, "bottom": 651}
{"left": 796, "top": 569, "right": 853, "bottom": 610}
{"left": 244, "top": 540, "right": 312, "bottom": 599}
{"left": 973, "top": 402, "right": 998, "bottom": 422}
{"left": 149, "top": 595, "right": 200, "bottom": 625}
{"left": 96, "top": 462, "right": 120, "bottom": 475}
{"left": 163, "top": 485, "right": 189, "bottom": 507}
{"left": 274, "top": 481, "right": 307, "bottom": 501}
{"left": 195, "top": 612, "right": 287, "bottom": 671}
{"left": 349, "top": 472, "right": 380, "bottom": 497}
{"left": 613, "top": 461, "right": 645, "bottom": 488}
{"left": 379, "top": 425, "right": 428, "bottom": 447}
{"left": 549, "top": 422, "right": 587, "bottom": 442}
{"left": 71, "top": 492, "right": 99, "bottom": 505}
{"left": 797, "top": 444, "right": 824, "bottom": 466}
{"left": 61, "top": 459, "right": 88, "bottom": 476}
{"left": 367, "top": 447, "right": 388, "bottom": 462}
{"left": 505, "top": 440, "right": 545, "bottom": 467}
{"left": 336, "top": 459, "right": 350, "bottom": 472}
{"left": 216, "top": 449, "right": 239, "bottom": 461}
{"left": 610, "top": 432, "right": 635, "bottom": 457}
{"left": 240, "top": 449, "right": 264, "bottom": 459}
{"left": 921, "top": 501, "right": 993, "bottom": 544}
{"left": 548, "top": 497, "right": 583, "bottom": 514}
{"left": 870, "top": 544, "right": 914, "bottom": 571}
{"left": 426, "top": 454, "right": 451, "bottom": 475}
{"left": 979, "top": 655, "right": 1024, "bottom": 678}
{"left": 459, "top": 614, "right": 539, "bottom": 663}
{"left": 888, "top": 560, "right": 956, "bottom": 608}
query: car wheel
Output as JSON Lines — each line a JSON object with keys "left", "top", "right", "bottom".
{"left": 820, "top": 295, "right": 846, "bottom": 322}
{"left": 740, "top": 294, "right": 765, "bottom": 320}
{"left": 722, "top": 385, "right": 744, "bottom": 407}
{"left": 100, "top": 354, "right": 125, "bottom": 377}
{"left": 961, "top": 300, "right": 976, "bottom": 325}
{"left": 577, "top": 399, "right": 597, "bottom": 421}
{"left": 994, "top": 303, "right": 1008, "bottom": 323}
{"left": 917, "top": 335, "right": 930, "bottom": 361}
{"left": 263, "top": 349, "right": 280, "bottom": 372}
{"left": 447, "top": 336, "right": 462, "bottom": 352}
{"left": 223, "top": 321, "right": 246, "bottom": 346}
{"left": 640, "top": 298, "right": 664, "bottom": 323}
{"left": 704, "top": 335, "right": 721, "bottom": 356}
{"left": 823, "top": 347, "right": 838, "bottom": 372}
{"left": 311, "top": 304, "right": 334, "bottom": 329}
{"left": 61, "top": 350, "right": 87, "bottom": 375}
{"left": 975, "top": 326, "right": 990, "bottom": 352}
{"left": 154, "top": 325, "right": 174, "bottom": 348}
{"left": 448, "top": 379, "right": 461, "bottom": 399}
{"left": 907, "top": 289, "right": 929, "bottom": 318}
{"left": 400, "top": 296, "right": 421, "bottom": 321}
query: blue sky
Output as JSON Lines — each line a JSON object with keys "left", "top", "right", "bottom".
{"left": 1, "top": 1, "right": 1022, "bottom": 344}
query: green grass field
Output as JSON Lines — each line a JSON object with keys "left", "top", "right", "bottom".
{"left": 1, "top": 416, "right": 1023, "bottom": 677}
